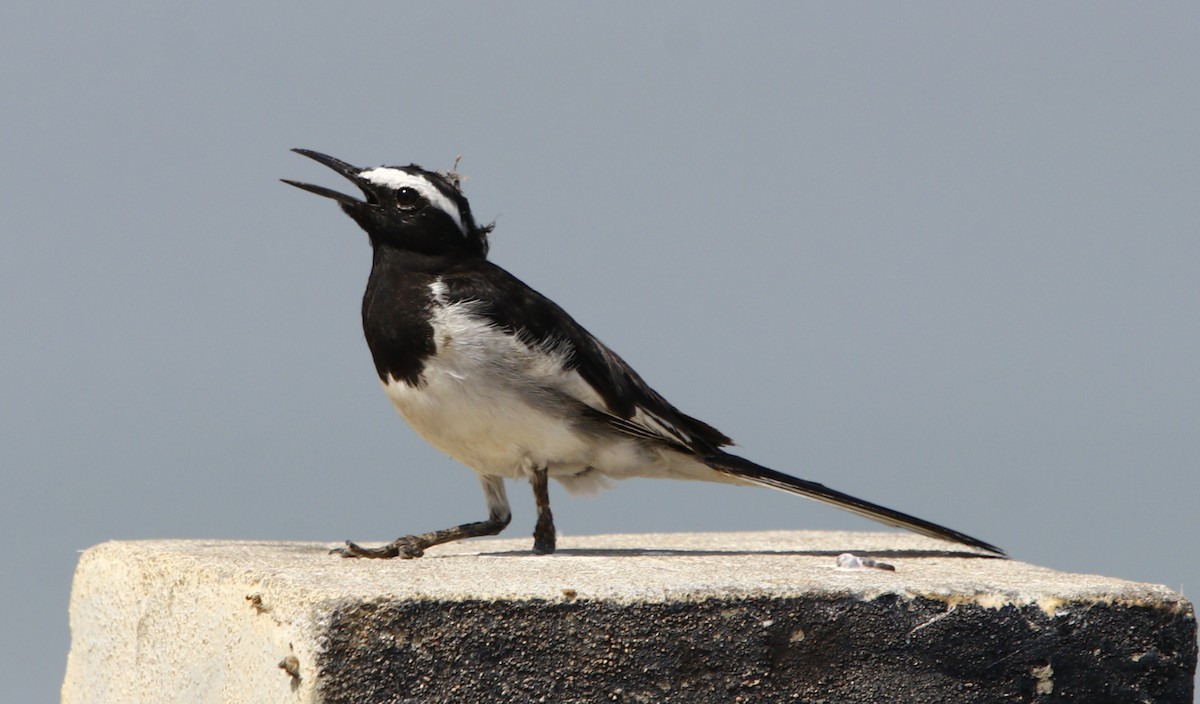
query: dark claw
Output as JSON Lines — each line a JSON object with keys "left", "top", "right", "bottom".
{"left": 532, "top": 515, "right": 556, "bottom": 555}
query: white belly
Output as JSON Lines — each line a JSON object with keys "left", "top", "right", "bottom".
{"left": 384, "top": 371, "right": 596, "bottom": 478}
{"left": 381, "top": 296, "right": 647, "bottom": 480}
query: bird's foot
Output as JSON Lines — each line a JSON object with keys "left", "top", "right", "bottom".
{"left": 532, "top": 514, "right": 556, "bottom": 555}
{"left": 331, "top": 536, "right": 428, "bottom": 559}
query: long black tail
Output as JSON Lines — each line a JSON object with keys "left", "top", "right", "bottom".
{"left": 702, "top": 452, "right": 1005, "bottom": 556}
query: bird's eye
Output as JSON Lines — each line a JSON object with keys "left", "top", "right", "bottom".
{"left": 395, "top": 187, "right": 422, "bottom": 209}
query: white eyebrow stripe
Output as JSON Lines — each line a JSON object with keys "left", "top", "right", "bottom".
{"left": 359, "top": 167, "right": 466, "bottom": 234}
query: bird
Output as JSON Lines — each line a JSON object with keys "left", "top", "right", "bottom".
{"left": 282, "top": 149, "right": 1005, "bottom": 559}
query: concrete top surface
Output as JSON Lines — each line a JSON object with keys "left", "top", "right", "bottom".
{"left": 77, "top": 531, "right": 1188, "bottom": 614}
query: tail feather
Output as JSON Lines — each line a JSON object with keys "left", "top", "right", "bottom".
{"left": 702, "top": 453, "right": 1005, "bottom": 556}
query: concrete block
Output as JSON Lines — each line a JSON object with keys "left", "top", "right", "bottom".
{"left": 62, "top": 532, "right": 1195, "bottom": 703}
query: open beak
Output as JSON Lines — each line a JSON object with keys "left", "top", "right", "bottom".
{"left": 281, "top": 149, "right": 375, "bottom": 206}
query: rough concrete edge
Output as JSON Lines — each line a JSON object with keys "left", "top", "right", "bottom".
{"left": 300, "top": 581, "right": 1194, "bottom": 617}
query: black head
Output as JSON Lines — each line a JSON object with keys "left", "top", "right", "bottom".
{"left": 283, "top": 149, "right": 489, "bottom": 258}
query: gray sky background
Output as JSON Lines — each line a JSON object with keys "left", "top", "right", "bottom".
{"left": 4, "top": 3, "right": 1198, "bottom": 700}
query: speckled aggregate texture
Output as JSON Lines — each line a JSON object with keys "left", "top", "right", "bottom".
{"left": 62, "top": 532, "right": 1196, "bottom": 703}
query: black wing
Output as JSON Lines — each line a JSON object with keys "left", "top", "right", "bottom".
{"left": 438, "top": 260, "right": 732, "bottom": 453}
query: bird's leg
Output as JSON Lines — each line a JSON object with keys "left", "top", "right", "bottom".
{"left": 334, "top": 476, "right": 511, "bottom": 559}
{"left": 531, "top": 466, "right": 556, "bottom": 555}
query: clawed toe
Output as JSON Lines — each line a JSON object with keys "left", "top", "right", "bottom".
{"left": 330, "top": 540, "right": 393, "bottom": 558}
{"left": 330, "top": 539, "right": 424, "bottom": 559}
